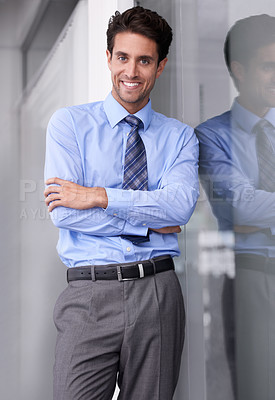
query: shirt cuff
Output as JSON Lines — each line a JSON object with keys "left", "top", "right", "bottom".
{"left": 105, "top": 187, "right": 148, "bottom": 235}
{"left": 123, "top": 221, "right": 148, "bottom": 236}
{"left": 105, "top": 187, "right": 132, "bottom": 215}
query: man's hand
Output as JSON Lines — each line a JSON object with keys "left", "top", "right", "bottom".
{"left": 234, "top": 225, "right": 261, "bottom": 233}
{"left": 150, "top": 226, "right": 182, "bottom": 234}
{"left": 44, "top": 178, "right": 108, "bottom": 212}
{"left": 45, "top": 178, "right": 182, "bottom": 234}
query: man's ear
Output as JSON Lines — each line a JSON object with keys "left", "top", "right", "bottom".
{"left": 230, "top": 61, "right": 245, "bottom": 84}
{"left": 106, "top": 49, "right": 112, "bottom": 70}
{"left": 156, "top": 57, "right": 168, "bottom": 79}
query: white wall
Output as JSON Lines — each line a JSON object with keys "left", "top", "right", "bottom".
{"left": 19, "top": 3, "right": 89, "bottom": 398}
{"left": 0, "top": 1, "right": 30, "bottom": 398}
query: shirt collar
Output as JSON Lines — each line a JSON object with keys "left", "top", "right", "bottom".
{"left": 231, "top": 99, "right": 260, "bottom": 134}
{"left": 232, "top": 98, "right": 275, "bottom": 133}
{"left": 263, "top": 108, "right": 275, "bottom": 127}
{"left": 103, "top": 92, "right": 152, "bottom": 131}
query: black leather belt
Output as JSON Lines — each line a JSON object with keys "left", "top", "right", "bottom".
{"left": 67, "top": 255, "right": 174, "bottom": 282}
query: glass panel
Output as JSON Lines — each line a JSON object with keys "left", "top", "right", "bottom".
{"left": 196, "top": 2, "right": 275, "bottom": 400}
{"left": 138, "top": 1, "right": 275, "bottom": 400}
{"left": 139, "top": 1, "right": 206, "bottom": 399}
{"left": 195, "top": 1, "right": 235, "bottom": 399}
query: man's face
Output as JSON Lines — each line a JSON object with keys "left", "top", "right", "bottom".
{"left": 106, "top": 31, "right": 167, "bottom": 114}
{"left": 235, "top": 42, "right": 275, "bottom": 116}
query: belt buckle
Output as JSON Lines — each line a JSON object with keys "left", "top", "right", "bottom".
{"left": 117, "top": 263, "right": 145, "bottom": 282}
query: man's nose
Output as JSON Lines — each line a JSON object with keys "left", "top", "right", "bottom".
{"left": 125, "top": 60, "right": 138, "bottom": 78}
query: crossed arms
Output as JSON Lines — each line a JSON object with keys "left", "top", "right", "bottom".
{"left": 44, "top": 108, "right": 199, "bottom": 237}
{"left": 44, "top": 178, "right": 181, "bottom": 234}
{"left": 196, "top": 122, "right": 275, "bottom": 234}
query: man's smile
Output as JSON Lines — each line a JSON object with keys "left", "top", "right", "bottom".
{"left": 121, "top": 81, "right": 141, "bottom": 88}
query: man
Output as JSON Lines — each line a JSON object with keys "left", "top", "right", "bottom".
{"left": 44, "top": 6, "right": 199, "bottom": 400}
{"left": 196, "top": 15, "right": 275, "bottom": 400}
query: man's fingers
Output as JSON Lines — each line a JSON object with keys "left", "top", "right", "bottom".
{"left": 168, "top": 226, "right": 181, "bottom": 233}
{"left": 44, "top": 185, "right": 61, "bottom": 198}
{"left": 150, "top": 226, "right": 182, "bottom": 234}
{"left": 45, "top": 193, "right": 61, "bottom": 206}
{"left": 48, "top": 199, "right": 62, "bottom": 212}
{"left": 45, "top": 177, "right": 65, "bottom": 186}
{"left": 234, "top": 225, "right": 260, "bottom": 233}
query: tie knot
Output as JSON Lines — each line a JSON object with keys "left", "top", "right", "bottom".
{"left": 124, "top": 115, "right": 141, "bottom": 128}
{"left": 254, "top": 119, "right": 274, "bottom": 134}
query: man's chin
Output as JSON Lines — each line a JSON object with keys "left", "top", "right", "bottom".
{"left": 118, "top": 92, "right": 143, "bottom": 105}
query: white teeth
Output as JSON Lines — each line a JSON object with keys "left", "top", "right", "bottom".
{"left": 123, "top": 82, "right": 139, "bottom": 87}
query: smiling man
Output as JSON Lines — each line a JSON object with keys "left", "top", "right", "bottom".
{"left": 107, "top": 31, "right": 167, "bottom": 112}
{"left": 196, "top": 15, "right": 275, "bottom": 400}
{"left": 44, "top": 6, "right": 199, "bottom": 400}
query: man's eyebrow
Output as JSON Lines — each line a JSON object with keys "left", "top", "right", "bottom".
{"left": 114, "top": 51, "right": 128, "bottom": 57}
{"left": 138, "top": 55, "right": 155, "bottom": 61}
{"left": 113, "top": 51, "right": 155, "bottom": 61}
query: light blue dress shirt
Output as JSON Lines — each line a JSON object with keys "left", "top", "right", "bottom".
{"left": 196, "top": 100, "right": 275, "bottom": 256}
{"left": 45, "top": 93, "right": 199, "bottom": 267}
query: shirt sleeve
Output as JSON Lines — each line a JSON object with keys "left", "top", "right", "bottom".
{"left": 196, "top": 124, "right": 275, "bottom": 229}
{"left": 105, "top": 126, "right": 200, "bottom": 229}
{"left": 44, "top": 108, "right": 147, "bottom": 237}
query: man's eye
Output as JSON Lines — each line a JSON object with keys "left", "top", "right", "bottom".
{"left": 262, "top": 64, "right": 275, "bottom": 72}
{"left": 118, "top": 56, "right": 126, "bottom": 61}
{"left": 140, "top": 59, "right": 149, "bottom": 65}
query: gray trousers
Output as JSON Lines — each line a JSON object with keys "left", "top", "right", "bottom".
{"left": 235, "top": 254, "right": 275, "bottom": 400}
{"left": 53, "top": 269, "right": 185, "bottom": 400}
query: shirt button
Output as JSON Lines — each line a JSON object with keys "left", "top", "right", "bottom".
{"left": 126, "top": 247, "right": 131, "bottom": 252}
{"left": 113, "top": 213, "right": 117, "bottom": 216}
{"left": 143, "top": 223, "right": 146, "bottom": 226}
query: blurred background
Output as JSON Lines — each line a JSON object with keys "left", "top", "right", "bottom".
{"left": 1, "top": 0, "right": 274, "bottom": 399}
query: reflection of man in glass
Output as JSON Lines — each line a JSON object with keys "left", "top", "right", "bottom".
{"left": 196, "top": 15, "right": 275, "bottom": 400}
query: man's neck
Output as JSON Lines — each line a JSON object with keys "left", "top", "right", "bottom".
{"left": 111, "top": 89, "right": 149, "bottom": 115}
{"left": 237, "top": 96, "right": 270, "bottom": 118}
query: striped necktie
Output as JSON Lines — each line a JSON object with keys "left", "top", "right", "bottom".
{"left": 121, "top": 115, "right": 149, "bottom": 244}
{"left": 123, "top": 115, "right": 148, "bottom": 191}
{"left": 255, "top": 119, "right": 275, "bottom": 192}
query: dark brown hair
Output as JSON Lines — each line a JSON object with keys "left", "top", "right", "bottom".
{"left": 107, "top": 6, "right": 173, "bottom": 63}
{"left": 224, "top": 14, "right": 275, "bottom": 85}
